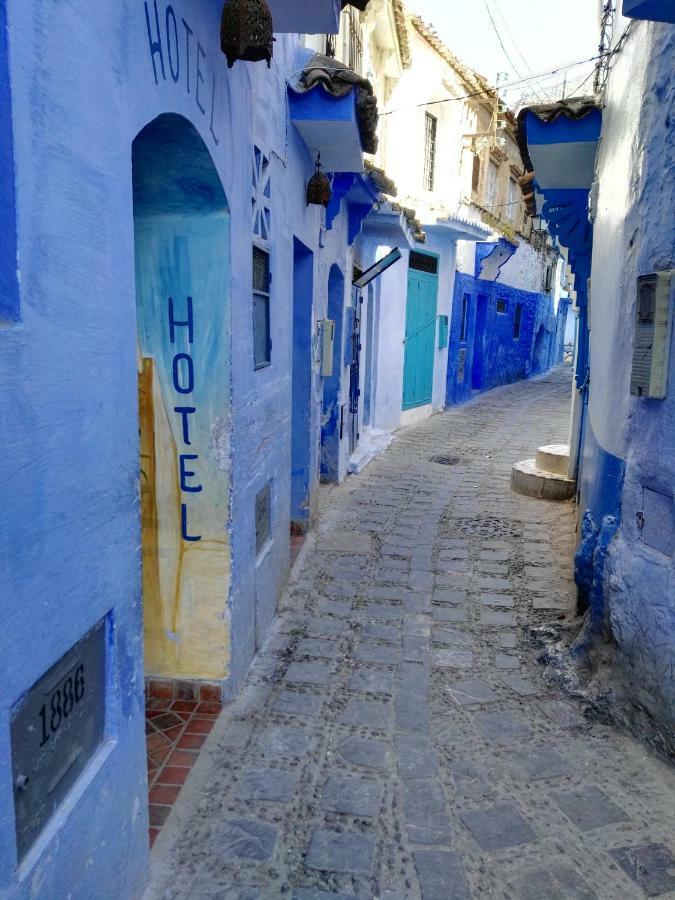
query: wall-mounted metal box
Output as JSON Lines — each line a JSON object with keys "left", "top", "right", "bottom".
{"left": 321, "top": 319, "right": 336, "bottom": 377}
{"left": 623, "top": 0, "right": 675, "bottom": 22}
{"left": 438, "top": 315, "right": 449, "bottom": 349}
{"left": 11, "top": 620, "right": 107, "bottom": 861}
{"left": 641, "top": 487, "right": 674, "bottom": 556}
{"left": 630, "top": 271, "right": 673, "bottom": 399}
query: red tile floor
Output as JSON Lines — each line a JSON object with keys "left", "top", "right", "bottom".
{"left": 146, "top": 687, "right": 222, "bottom": 847}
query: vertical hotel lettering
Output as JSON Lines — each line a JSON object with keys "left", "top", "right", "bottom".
{"left": 169, "top": 296, "right": 202, "bottom": 541}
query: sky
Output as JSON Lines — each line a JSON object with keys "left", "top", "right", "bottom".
{"left": 407, "top": 0, "right": 600, "bottom": 109}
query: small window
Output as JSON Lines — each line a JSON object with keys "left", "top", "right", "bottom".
{"left": 253, "top": 246, "right": 271, "bottom": 369}
{"left": 508, "top": 177, "right": 519, "bottom": 220}
{"left": 513, "top": 303, "right": 523, "bottom": 339}
{"left": 255, "top": 482, "right": 272, "bottom": 555}
{"left": 460, "top": 293, "right": 470, "bottom": 342}
{"left": 409, "top": 251, "right": 438, "bottom": 274}
{"left": 544, "top": 264, "right": 553, "bottom": 293}
{"left": 486, "top": 159, "right": 499, "bottom": 208}
{"left": 423, "top": 112, "right": 437, "bottom": 192}
{"left": 496, "top": 298, "right": 507, "bottom": 314}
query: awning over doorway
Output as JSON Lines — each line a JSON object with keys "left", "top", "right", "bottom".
{"left": 289, "top": 51, "right": 378, "bottom": 173}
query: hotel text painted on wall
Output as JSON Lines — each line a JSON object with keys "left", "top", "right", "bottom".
{"left": 144, "top": 1, "right": 221, "bottom": 145}
{"left": 169, "top": 296, "right": 203, "bottom": 542}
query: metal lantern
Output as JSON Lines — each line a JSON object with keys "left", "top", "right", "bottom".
{"left": 220, "top": 0, "right": 274, "bottom": 69}
{"left": 307, "top": 155, "right": 332, "bottom": 208}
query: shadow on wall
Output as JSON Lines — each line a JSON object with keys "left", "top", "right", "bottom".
{"left": 132, "top": 113, "right": 232, "bottom": 681}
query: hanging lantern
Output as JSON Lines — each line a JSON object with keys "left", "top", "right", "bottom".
{"left": 220, "top": 0, "right": 274, "bottom": 69}
{"left": 307, "top": 154, "right": 332, "bottom": 208}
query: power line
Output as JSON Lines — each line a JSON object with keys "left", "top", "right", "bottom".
{"left": 380, "top": 52, "right": 606, "bottom": 116}
{"left": 482, "top": 0, "right": 525, "bottom": 81}
{"left": 482, "top": 0, "right": 547, "bottom": 104}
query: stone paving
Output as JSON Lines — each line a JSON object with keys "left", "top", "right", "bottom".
{"left": 147, "top": 366, "right": 675, "bottom": 900}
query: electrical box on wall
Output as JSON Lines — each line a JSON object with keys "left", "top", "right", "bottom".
{"left": 321, "top": 319, "right": 335, "bottom": 377}
{"left": 438, "top": 315, "right": 449, "bottom": 349}
{"left": 630, "top": 271, "right": 674, "bottom": 399}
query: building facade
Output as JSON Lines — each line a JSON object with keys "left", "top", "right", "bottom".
{"left": 0, "top": 0, "right": 382, "bottom": 894}
{"left": 518, "top": 2, "right": 675, "bottom": 752}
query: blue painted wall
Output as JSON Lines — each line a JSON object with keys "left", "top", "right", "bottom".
{"left": 321, "top": 265, "right": 346, "bottom": 482}
{"left": 571, "top": 21, "right": 675, "bottom": 748}
{"left": 446, "top": 272, "right": 567, "bottom": 406}
{"left": 0, "top": 0, "right": 357, "bottom": 894}
{"left": 0, "top": 0, "right": 18, "bottom": 323}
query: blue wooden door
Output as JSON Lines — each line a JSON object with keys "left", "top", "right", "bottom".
{"left": 403, "top": 268, "right": 438, "bottom": 409}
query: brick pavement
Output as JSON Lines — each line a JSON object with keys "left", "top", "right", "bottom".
{"left": 146, "top": 366, "right": 675, "bottom": 900}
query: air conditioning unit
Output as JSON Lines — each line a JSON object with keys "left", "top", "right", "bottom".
{"left": 630, "top": 271, "right": 674, "bottom": 399}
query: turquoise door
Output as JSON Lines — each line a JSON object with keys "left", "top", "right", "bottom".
{"left": 403, "top": 267, "right": 439, "bottom": 409}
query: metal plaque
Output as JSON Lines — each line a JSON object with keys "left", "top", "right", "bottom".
{"left": 255, "top": 483, "right": 272, "bottom": 556}
{"left": 11, "top": 620, "right": 107, "bottom": 861}
{"left": 457, "top": 348, "right": 467, "bottom": 383}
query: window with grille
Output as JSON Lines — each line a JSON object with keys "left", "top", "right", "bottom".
{"left": 486, "top": 159, "right": 499, "bottom": 208}
{"left": 460, "top": 293, "right": 470, "bottom": 342}
{"left": 513, "top": 303, "right": 523, "bottom": 339}
{"left": 544, "top": 264, "right": 553, "bottom": 293}
{"left": 409, "top": 251, "right": 438, "bottom": 274}
{"left": 253, "top": 246, "right": 271, "bottom": 369}
{"left": 496, "top": 298, "right": 507, "bottom": 314}
{"left": 423, "top": 112, "right": 437, "bottom": 192}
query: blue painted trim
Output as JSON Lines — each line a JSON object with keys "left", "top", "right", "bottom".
{"left": 325, "top": 172, "right": 379, "bottom": 245}
{"left": 526, "top": 108, "right": 602, "bottom": 145}
{"left": 578, "top": 413, "right": 626, "bottom": 530}
{"left": 623, "top": 0, "right": 675, "bottom": 22}
{"left": 474, "top": 238, "right": 517, "bottom": 281}
{"left": 574, "top": 413, "right": 626, "bottom": 626}
{"left": 0, "top": 0, "right": 19, "bottom": 323}
{"left": 288, "top": 85, "right": 357, "bottom": 124}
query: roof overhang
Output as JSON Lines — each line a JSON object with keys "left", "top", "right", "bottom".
{"left": 425, "top": 215, "right": 492, "bottom": 244}
{"left": 524, "top": 106, "right": 602, "bottom": 192}
{"left": 266, "top": 0, "right": 341, "bottom": 34}
{"left": 516, "top": 98, "right": 602, "bottom": 286}
{"left": 289, "top": 51, "right": 378, "bottom": 173}
{"left": 360, "top": 202, "right": 416, "bottom": 248}
{"left": 290, "top": 87, "right": 364, "bottom": 172}
{"left": 623, "top": 0, "right": 675, "bottom": 22}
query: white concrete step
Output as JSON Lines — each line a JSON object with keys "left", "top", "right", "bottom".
{"left": 535, "top": 444, "right": 570, "bottom": 477}
{"left": 511, "top": 458, "right": 576, "bottom": 501}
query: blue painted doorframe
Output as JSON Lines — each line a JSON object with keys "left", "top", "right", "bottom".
{"left": 402, "top": 266, "right": 439, "bottom": 410}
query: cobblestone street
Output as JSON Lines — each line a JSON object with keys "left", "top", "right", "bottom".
{"left": 147, "top": 367, "right": 675, "bottom": 900}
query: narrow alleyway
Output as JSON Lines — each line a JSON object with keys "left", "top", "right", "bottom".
{"left": 147, "top": 366, "right": 675, "bottom": 900}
